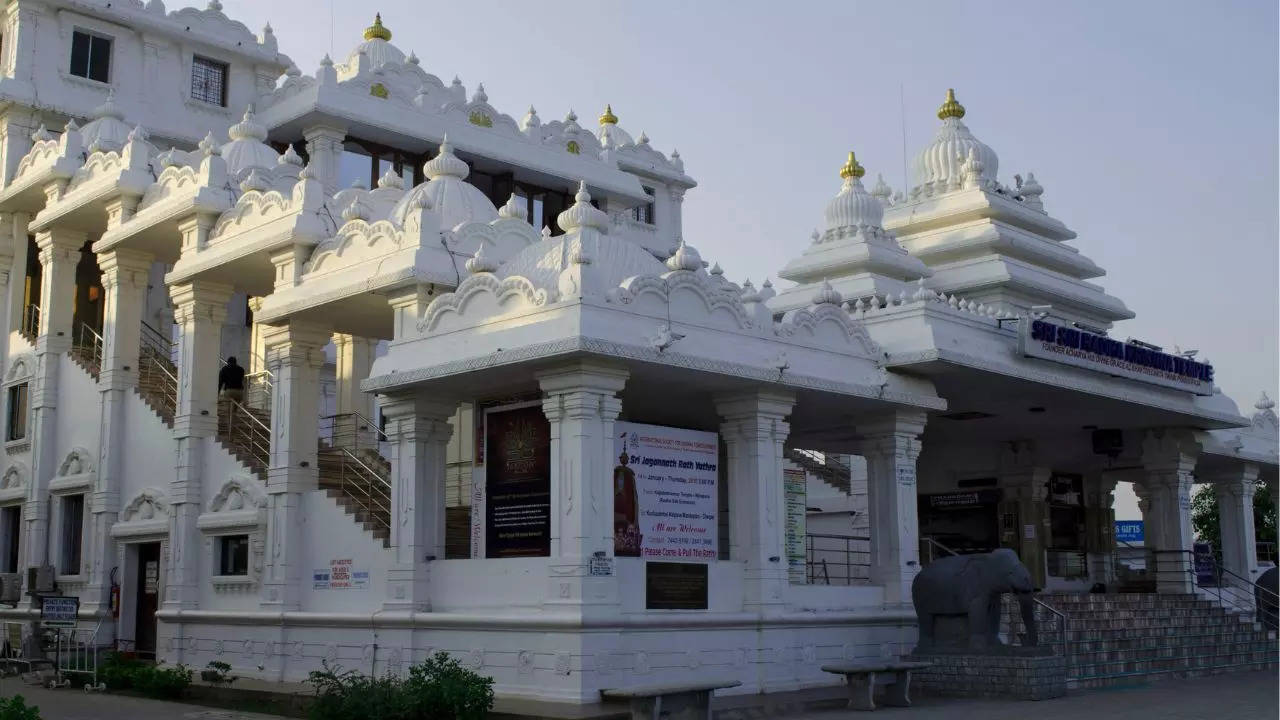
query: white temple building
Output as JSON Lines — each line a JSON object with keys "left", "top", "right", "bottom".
{"left": 0, "top": 1, "right": 1272, "bottom": 704}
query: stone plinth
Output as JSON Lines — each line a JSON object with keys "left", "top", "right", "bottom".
{"left": 908, "top": 649, "right": 1065, "bottom": 701}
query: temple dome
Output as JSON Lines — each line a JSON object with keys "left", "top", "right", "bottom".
{"left": 80, "top": 90, "right": 132, "bottom": 152}
{"left": 825, "top": 152, "right": 883, "bottom": 230}
{"left": 497, "top": 231, "right": 667, "bottom": 292}
{"left": 347, "top": 13, "right": 406, "bottom": 69}
{"left": 912, "top": 89, "right": 998, "bottom": 192}
{"left": 220, "top": 105, "right": 279, "bottom": 177}
{"left": 390, "top": 137, "right": 498, "bottom": 230}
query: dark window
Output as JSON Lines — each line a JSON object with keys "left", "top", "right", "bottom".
{"left": 632, "top": 186, "right": 656, "bottom": 225}
{"left": 5, "top": 384, "right": 27, "bottom": 442}
{"left": 69, "top": 31, "right": 111, "bottom": 83}
{"left": 60, "top": 495, "right": 84, "bottom": 575}
{"left": 219, "top": 535, "right": 249, "bottom": 576}
{"left": 1, "top": 506, "right": 19, "bottom": 574}
{"left": 190, "top": 56, "right": 228, "bottom": 106}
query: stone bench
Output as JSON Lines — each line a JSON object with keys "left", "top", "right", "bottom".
{"left": 821, "top": 661, "right": 932, "bottom": 711}
{"left": 600, "top": 679, "right": 741, "bottom": 720}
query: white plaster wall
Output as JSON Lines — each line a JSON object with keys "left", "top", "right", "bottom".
{"left": 52, "top": 354, "right": 100, "bottom": 459}
{"left": 299, "top": 489, "right": 389, "bottom": 613}
{"left": 11, "top": 2, "right": 282, "bottom": 147}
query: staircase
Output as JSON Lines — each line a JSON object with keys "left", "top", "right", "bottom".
{"left": 787, "top": 448, "right": 851, "bottom": 493}
{"left": 1006, "top": 592, "right": 1278, "bottom": 690}
{"left": 134, "top": 323, "right": 395, "bottom": 547}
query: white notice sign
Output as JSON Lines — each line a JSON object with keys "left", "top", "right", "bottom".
{"left": 612, "top": 422, "right": 718, "bottom": 563}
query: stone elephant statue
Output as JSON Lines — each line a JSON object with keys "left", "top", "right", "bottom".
{"left": 911, "top": 548, "right": 1037, "bottom": 651}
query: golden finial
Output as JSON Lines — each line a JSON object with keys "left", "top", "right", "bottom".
{"left": 364, "top": 13, "right": 392, "bottom": 42}
{"left": 937, "top": 88, "right": 965, "bottom": 120}
{"left": 839, "top": 151, "right": 865, "bottom": 180}
{"left": 599, "top": 104, "right": 618, "bottom": 125}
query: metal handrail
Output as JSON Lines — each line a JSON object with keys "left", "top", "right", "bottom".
{"left": 804, "top": 532, "right": 871, "bottom": 585}
{"left": 1146, "top": 548, "right": 1268, "bottom": 619}
{"left": 319, "top": 444, "right": 392, "bottom": 536}
{"left": 137, "top": 345, "right": 178, "bottom": 423}
{"left": 318, "top": 411, "right": 388, "bottom": 454}
{"left": 71, "top": 321, "right": 104, "bottom": 376}
{"left": 787, "top": 448, "right": 852, "bottom": 490}
{"left": 220, "top": 398, "right": 271, "bottom": 478}
{"left": 139, "top": 320, "right": 175, "bottom": 363}
{"left": 20, "top": 304, "right": 40, "bottom": 339}
{"left": 920, "top": 535, "right": 960, "bottom": 565}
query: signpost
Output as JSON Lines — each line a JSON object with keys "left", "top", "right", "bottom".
{"left": 612, "top": 422, "right": 718, "bottom": 563}
{"left": 784, "top": 467, "right": 807, "bottom": 584}
{"left": 40, "top": 595, "right": 78, "bottom": 628}
{"left": 1114, "top": 520, "right": 1144, "bottom": 544}
{"left": 1019, "top": 319, "right": 1214, "bottom": 395}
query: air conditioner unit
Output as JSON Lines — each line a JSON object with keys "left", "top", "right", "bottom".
{"left": 0, "top": 573, "right": 20, "bottom": 604}
{"left": 26, "top": 565, "right": 54, "bottom": 594}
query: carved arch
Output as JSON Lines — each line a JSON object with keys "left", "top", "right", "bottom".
{"left": 56, "top": 447, "right": 94, "bottom": 477}
{"left": 121, "top": 488, "right": 169, "bottom": 523}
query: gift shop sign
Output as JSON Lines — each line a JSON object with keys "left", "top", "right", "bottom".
{"left": 1019, "top": 320, "right": 1213, "bottom": 395}
{"left": 612, "top": 422, "right": 718, "bottom": 562}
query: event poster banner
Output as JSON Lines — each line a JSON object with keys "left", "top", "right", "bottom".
{"left": 485, "top": 404, "right": 551, "bottom": 558}
{"left": 613, "top": 421, "right": 718, "bottom": 562}
{"left": 783, "top": 466, "right": 807, "bottom": 584}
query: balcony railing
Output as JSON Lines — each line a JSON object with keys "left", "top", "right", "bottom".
{"left": 19, "top": 304, "right": 39, "bottom": 341}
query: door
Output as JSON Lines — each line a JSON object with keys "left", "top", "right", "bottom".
{"left": 134, "top": 543, "right": 161, "bottom": 657}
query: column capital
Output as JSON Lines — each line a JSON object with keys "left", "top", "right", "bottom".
{"left": 1210, "top": 463, "right": 1260, "bottom": 499}
{"left": 262, "top": 320, "right": 330, "bottom": 369}
{"left": 856, "top": 409, "right": 928, "bottom": 439}
{"left": 97, "top": 247, "right": 154, "bottom": 287}
{"left": 1140, "top": 428, "right": 1201, "bottom": 474}
{"left": 169, "top": 280, "right": 234, "bottom": 323}
{"left": 34, "top": 227, "right": 86, "bottom": 255}
{"left": 302, "top": 124, "right": 348, "bottom": 144}
{"left": 712, "top": 389, "right": 796, "bottom": 422}
{"left": 536, "top": 360, "right": 630, "bottom": 397}
{"left": 381, "top": 394, "right": 457, "bottom": 442}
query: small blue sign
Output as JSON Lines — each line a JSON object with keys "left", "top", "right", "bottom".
{"left": 1115, "top": 520, "right": 1144, "bottom": 543}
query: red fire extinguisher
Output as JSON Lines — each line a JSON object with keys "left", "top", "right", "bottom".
{"left": 109, "top": 567, "right": 120, "bottom": 619}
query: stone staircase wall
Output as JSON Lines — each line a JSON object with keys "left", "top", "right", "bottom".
{"left": 1006, "top": 593, "right": 1278, "bottom": 690}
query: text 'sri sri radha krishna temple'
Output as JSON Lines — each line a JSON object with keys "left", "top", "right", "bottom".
{"left": 0, "top": 1, "right": 1272, "bottom": 704}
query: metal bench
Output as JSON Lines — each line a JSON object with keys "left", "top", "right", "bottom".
{"left": 821, "top": 661, "right": 932, "bottom": 711}
{"left": 601, "top": 679, "right": 741, "bottom": 720}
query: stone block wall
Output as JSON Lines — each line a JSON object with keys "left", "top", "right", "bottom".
{"left": 908, "top": 652, "right": 1066, "bottom": 701}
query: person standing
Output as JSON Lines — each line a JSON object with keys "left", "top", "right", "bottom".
{"left": 218, "top": 356, "right": 246, "bottom": 403}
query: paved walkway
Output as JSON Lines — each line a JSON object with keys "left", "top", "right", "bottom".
{"left": 1, "top": 670, "right": 1276, "bottom": 719}
{"left": 787, "top": 670, "right": 1279, "bottom": 720}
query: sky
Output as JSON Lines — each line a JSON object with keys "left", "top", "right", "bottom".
{"left": 222, "top": 0, "right": 1278, "bottom": 431}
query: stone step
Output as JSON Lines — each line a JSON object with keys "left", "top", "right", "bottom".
{"left": 1069, "top": 640, "right": 1275, "bottom": 664}
{"left": 1070, "top": 655, "right": 1280, "bottom": 681}
{"left": 1070, "top": 650, "right": 1278, "bottom": 677}
{"left": 1069, "top": 632, "right": 1271, "bottom": 652}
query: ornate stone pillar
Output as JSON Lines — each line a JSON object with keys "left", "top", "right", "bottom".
{"left": 1085, "top": 473, "right": 1118, "bottom": 587}
{"left": 381, "top": 394, "right": 455, "bottom": 611}
{"left": 1137, "top": 430, "right": 1200, "bottom": 594}
{"left": 1213, "top": 463, "right": 1260, "bottom": 582}
{"left": 34, "top": 228, "right": 84, "bottom": 354}
{"left": 259, "top": 320, "right": 329, "bottom": 610}
{"left": 856, "top": 411, "right": 928, "bottom": 605}
{"left": 998, "top": 441, "right": 1051, "bottom": 588}
{"left": 714, "top": 390, "right": 795, "bottom": 610}
{"left": 163, "top": 280, "right": 233, "bottom": 610}
{"left": 21, "top": 229, "right": 85, "bottom": 574}
{"left": 5, "top": 212, "right": 30, "bottom": 332}
{"left": 537, "top": 361, "right": 628, "bottom": 611}
{"left": 302, "top": 125, "right": 347, "bottom": 192}
{"left": 667, "top": 187, "right": 685, "bottom": 246}
{"left": 84, "top": 249, "right": 153, "bottom": 611}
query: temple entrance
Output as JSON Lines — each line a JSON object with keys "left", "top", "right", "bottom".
{"left": 133, "top": 542, "right": 160, "bottom": 657}
{"left": 918, "top": 490, "right": 1001, "bottom": 555}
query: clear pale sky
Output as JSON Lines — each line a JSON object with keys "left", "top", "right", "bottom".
{"left": 224, "top": 0, "right": 1278, "bottom": 420}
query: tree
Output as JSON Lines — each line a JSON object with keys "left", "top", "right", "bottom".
{"left": 1191, "top": 479, "right": 1277, "bottom": 556}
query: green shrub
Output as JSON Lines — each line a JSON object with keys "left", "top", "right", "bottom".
{"left": 307, "top": 652, "right": 494, "bottom": 720}
{"left": 133, "top": 663, "right": 193, "bottom": 700}
{"left": 100, "top": 652, "right": 145, "bottom": 690}
{"left": 0, "top": 695, "right": 41, "bottom": 720}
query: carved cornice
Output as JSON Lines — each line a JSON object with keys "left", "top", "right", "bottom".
{"left": 364, "top": 335, "right": 944, "bottom": 410}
